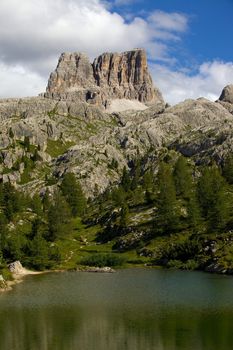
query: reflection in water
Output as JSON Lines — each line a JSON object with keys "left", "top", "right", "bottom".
{"left": 0, "top": 270, "right": 233, "bottom": 350}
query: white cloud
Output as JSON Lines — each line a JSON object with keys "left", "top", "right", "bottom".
{"left": 0, "top": 0, "right": 189, "bottom": 98}
{"left": 148, "top": 10, "right": 188, "bottom": 32}
{"left": 4, "top": 0, "right": 232, "bottom": 105}
{"left": 112, "top": 0, "right": 138, "bottom": 5}
{"left": 151, "top": 61, "right": 233, "bottom": 105}
{"left": 0, "top": 63, "right": 45, "bottom": 98}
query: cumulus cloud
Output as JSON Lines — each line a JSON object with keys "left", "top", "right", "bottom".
{"left": 148, "top": 10, "right": 188, "bottom": 32}
{"left": 0, "top": 0, "right": 232, "bottom": 104}
{"left": 0, "top": 0, "right": 189, "bottom": 97}
{"left": 0, "top": 62, "right": 45, "bottom": 98}
{"left": 151, "top": 61, "right": 233, "bottom": 105}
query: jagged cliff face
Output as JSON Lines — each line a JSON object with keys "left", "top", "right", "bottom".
{"left": 45, "top": 49, "right": 163, "bottom": 108}
{"left": 46, "top": 53, "right": 95, "bottom": 92}
{"left": 0, "top": 46, "right": 233, "bottom": 198}
{"left": 92, "top": 50, "right": 159, "bottom": 103}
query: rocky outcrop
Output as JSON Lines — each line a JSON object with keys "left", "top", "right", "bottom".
{"left": 92, "top": 49, "right": 162, "bottom": 103}
{"left": 219, "top": 84, "right": 233, "bottom": 104}
{"left": 8, "top": 261, "right": 27, "bottom": 275}
{"left": 44, "top": 49, "right": 164, "bottom": 109}
{"left": 218, "top": 85, "right": 233, "bottom": 114}
{"left": 47, "top": 53, "right": 95, "bottom": 93}
{"left": 77, "top": 266, "right": 115, "bottom": 273}
{"left": 1, "top": 68, "right": 233, "bottom": 198}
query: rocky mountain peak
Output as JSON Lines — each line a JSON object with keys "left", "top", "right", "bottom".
{"left": 46, "top": 52, "right": 95, "bottom": 93}
{"left": 45, "top": 49, "right": 164, "bottom": 110}
{"left": 219, "top": 84, "right": 233, "bottom": 104}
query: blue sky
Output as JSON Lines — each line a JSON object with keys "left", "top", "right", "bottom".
{"left": 0, "top": 0, "right": 232, "bottom": 104}
{"left": 110, "top": 0, "right": 233, "bottom": 64}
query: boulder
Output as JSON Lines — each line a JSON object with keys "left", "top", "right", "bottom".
{"left": 8, "top": 261, "right": 27, "bottom": 275}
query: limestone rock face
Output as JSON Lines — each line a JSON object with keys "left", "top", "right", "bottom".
{"left": 45, "top": 49, "right": 164, "bottom": 109}
{"left": 92, "top": 49, "right": 162, "bottom": 103}
{"left": 47, "top": 52, "right": 95, "bottom": 93}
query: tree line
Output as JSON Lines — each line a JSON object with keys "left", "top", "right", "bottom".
{"left": 0, "top": 173, "right": 86, "bottom": 270}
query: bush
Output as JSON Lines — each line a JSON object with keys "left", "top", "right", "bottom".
{"left": 0, "top": 267, "right": 13, "bottom": 281}
{"left": 80, "top": 253, "right": 124, "bottom": 267}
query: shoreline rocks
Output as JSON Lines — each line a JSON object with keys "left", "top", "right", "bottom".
{"left": 76, "top": 266, "right": 115, "bottom": 273}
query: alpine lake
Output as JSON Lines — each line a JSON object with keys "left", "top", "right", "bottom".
{"left": 0, "top": 268, "right": 233, "bottom": 350}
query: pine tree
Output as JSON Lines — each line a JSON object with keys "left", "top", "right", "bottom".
{"left": 111, "top": 186, "right": 126, "bottom": 207}
{"left": 131, "top": 160, "right": 140, "bottom": 191}
{"left": 3, "top": 183, "right": 23, "bottom": 220}
{"left": 24, "top": 136, "right": 30, "bottom": 152}
{"left": 119, "top": 202, "right": 129, "bottom": 227}
{"left": 47, "top": 192, "right": 71, "bottom": 240}
{"left": 29, "top": 234, "right": 50, "bottom": 270}
{"left": 222, "top": 154, "right": 233, "bottom": 184}
{"left": 143, "top": 169, "right": 154, "bottom": 191}
{"left": 173, "top": 156, "right": 192, "bottom": 199}
{"left": 156, "top": 163, "right": 179, "bottom": 233}
{"left": 0, "top": 213, "right": 7, "bottom": 258}
{"left": 198, "top": 166, "right": 231, "bottom": 231}
{"left": 31, "top": 194, "right": 43, "bottom": 216}
{"left": 186, "top": 194, "right": 202, "bottom": 232}
{"left": 121, "top": 166, "right": 131, "bottom": 192}
{"left": 9, "top": 127, "right": 14, "bottom": 139}
{"left": 42, "top": 189, "right": 51, "bottom": 212}
{"left": 60, "top": 173, "right": 86, "bottom": 217}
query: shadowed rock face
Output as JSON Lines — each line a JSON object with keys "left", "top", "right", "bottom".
{"left": 219, "top": 85, "right": 233, "bottom": 104}
{"left": 45, "top": 49, "right": 164, "bottom": 108}
{"left": 217, "top": 85, "right": 233, "bottom": 114}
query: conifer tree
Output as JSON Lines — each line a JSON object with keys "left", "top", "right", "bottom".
{"left": 47, "top": 191, "right": 71, "bottom": 240}
{"left": 186, "top": 194, "right": 202, "bottom": 232}
{"left": 29, "top": 234, "right": 50, "bottom": 270}
{"left": 31, "top": 194, "right": 43, "bottom": 216}
{"left": 119, "top": 202, "right": 129, "bottom": 227}
{"left": 42, "top": 189, "right": 51, "bottom": 212}
{"left": 143, "top": 169, "right": 154, "bottom": 191}
{"left": 131, "top": 160, "right": 141, "bottom": 191}
{"left": 0, "top": 213, "right": 7, "bottom": 258}
{"left": 24, "top": 136, "right": 30, "bottom": 152}
{"left": 198, "top": 166, "right": 231, "bottom": 231}
{"left": 222, "top": 154, "right": 233, "bottom": 184}
{"left": 111, "top": 186, "right": 126, "bottom": 208}
{"left": 156, "top": 162, "right": 179, "bottom": 233}
{"left": 121, "top": 166, "right": 131, "bottom": 192}
{"left": 60, "top": 173, "right": 86, "bottom": 217}
{"left": 173, "top": 156, "right": 192, "bottom": 199}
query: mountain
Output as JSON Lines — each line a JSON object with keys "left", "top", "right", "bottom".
{"left": 44, "top": 49, "right": 164, "bottom": 110}
{"left": 0, "top": 49, "right": 233, "bottom": 198}
{"left": 1, "top": 49, "right": 233, "bottom": 280}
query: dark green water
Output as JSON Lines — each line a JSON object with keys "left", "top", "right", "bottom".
{"left": 0, "top": 269, "right": 233, "bottom": 350}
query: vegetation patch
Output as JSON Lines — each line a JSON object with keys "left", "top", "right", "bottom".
{"left": 46, "top": 139, "right": 75, "bottom": 158}
{"left": 79, "top": 253, "right": 125, "bottom": 267}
